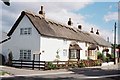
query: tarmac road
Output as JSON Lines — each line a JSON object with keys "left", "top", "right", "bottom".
{"left": 1, "top": 68, "right": 120, "bottom": 80}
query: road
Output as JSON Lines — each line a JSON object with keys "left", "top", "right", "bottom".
{"left": 1, "top": 68, "right": 120, "bottom": 80}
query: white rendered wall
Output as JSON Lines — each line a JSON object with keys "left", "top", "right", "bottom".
{"left": 2, "top": 15, "right": 40, "bottom": 60}
{"left": 78, "top": 42, "right": 88, "bottom": 60}
{"left": 40, "top": 37, "right": 69, "bottom": 61}
{"left": 39, "top": 37, "right": 87, "bottom": 61}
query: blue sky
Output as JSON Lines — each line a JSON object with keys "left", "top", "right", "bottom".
{"left": 74, "top": 2, "right": 118, "bottom": 31}
{"left": 0, "top": 1, "right": 119, "bottom": 43}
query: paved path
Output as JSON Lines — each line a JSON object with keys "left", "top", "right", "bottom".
{"left": 0, "top": 66, "right": 74, "bottom": 76}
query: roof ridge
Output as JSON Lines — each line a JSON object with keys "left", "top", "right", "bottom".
{"left": 24, "top": 10, "right": 36, "bottom": 16}
{"left": 23, "top": 10, "right": 81, "bottom": 33}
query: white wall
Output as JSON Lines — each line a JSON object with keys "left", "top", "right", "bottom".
{"left": 2, "top": 15, "right": 40, "bottom": 60}
{"left": 78, "top": 42, "right": 88, "bottom": 60}
{"left": 2, "top": 15, "right": 88, "bottom": 61}
{"left": 40, "top": 37, "right": 69, "bottom": 61}
{"left": 39, "top": 37, "right": 87, "bottom": 61}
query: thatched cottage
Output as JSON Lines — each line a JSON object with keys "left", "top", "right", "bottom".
{"left": 2, "top": 6, "right": 111, "bottom": 61}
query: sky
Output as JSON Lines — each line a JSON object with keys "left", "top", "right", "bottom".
{"left": 0, "top": 0, "right": 119, "bottom": 44}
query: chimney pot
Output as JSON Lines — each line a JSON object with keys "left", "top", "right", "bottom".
{"left": 96, "top": 29, "right": 99, "bottom": 35}
{"left": 39, "top": 6, "right": 45, "bottom": 17}
{"left": 90, "top": 28, "right": 94, "bottom": 33}
{"left": 41, "top": 6, "right": 43, "bottom": 11}
{"left": 78, "top": 25, "right": 82, "bottom": 30}
{"left": 107, "top": 37, "right": 109, "bottom": 42}
{"left": 68, "top": 18, "right": 72, "bottom": 26}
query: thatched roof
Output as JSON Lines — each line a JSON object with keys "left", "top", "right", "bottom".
{"left": 7, "top": 11, "right": 111, "bottom": 47}
{"left": 90, "top": 34, "right": 111, "bottom": 47}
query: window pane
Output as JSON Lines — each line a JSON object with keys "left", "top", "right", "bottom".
{"left": 20, "top": 28, "right": 32, "bottom": 35}
{"left": 28, "top": 28, "right": 31, "bottom": 34}
{"left": 20, "top": 28, "right": 23, "bottom": 35}
{"left": 20, "top": 50, "right": 31, "bottom": 60}
{"left": 20, "top": 50, "right": 23, "bottom": 59}
{"left": 63, "top": 49, "right": 67, "bottom": 56}
{"left": 70, "top": 50, "right": 76, "bottom": 59}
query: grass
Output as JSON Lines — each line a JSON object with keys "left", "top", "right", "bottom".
{"left": 0, "top": 70, "right": 10, "bottom": 76}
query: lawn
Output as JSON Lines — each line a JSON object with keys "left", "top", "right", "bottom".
{"left": 0, "top": 70, "right": 10, "bottom": 76}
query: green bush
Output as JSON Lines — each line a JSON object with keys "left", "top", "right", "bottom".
{"left": 105, "top": 57, "right": 110, "bottom": 63}
{"left": 78, "top": 62, "right": 85, "bottom": 68}
{"left": 71, "top": 64, "right": 76, "bottom": 68}
{"left": 97, "top": 52, "right": 103, "bottom": 59}
{"left": 111, "top": 53, "right": 114, "bottom": 59}
{"left": 102, "top": 54, "right": 106, "bottom": 62}
{"left": 95, "top": 60, "right": 102, "bottom": 66}
{"left": 47, "top": 62, "right": 57, "bottom": 70}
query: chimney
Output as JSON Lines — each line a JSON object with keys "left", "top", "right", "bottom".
{"left": 96, "top": 29, "right": 99, "bottom": 35}
{"left": 68, "top": 18, "right": 72, "bottom": 26}
{"left": 107, "top": 37, "right": 109, "bottom": 42}
{"left": 90, "top": 28, "right": 94, "bottom": 33}
{"left": 78, "top": 25, "right": 82, "bottom": 30}
{"left": 39, "top": 6, "right": 45, "bottom": 17}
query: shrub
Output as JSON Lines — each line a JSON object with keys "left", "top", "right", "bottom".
{"left": 78, "top": 62, "right": 85, "bottom": 68}
{"left": 47, "top": 62, "right": 57, "bottom": 70}
{"left": 6, "top": 51, "right": 13, "bottom": 66}
{"left": 105, "top": 57, "right": 110, "bottom": 63}
{"left": 71, "top": 64, "right": 76, "bottom": 68}
{"left": 95, "top": 60, "right": 102, "bottom": 66}
{"left": 102, "top": 54, "right": 106, "bottom": 62}
{"left": 0, "top": 54, "right": 5, "bottom": 65}
{"left": 97, "top": 52, "right": 103, "bottom": 59}
{"left": 111, "top": 53, "right": 114, "bottom": 59}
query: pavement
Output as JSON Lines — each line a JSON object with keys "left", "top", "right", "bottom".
{"left": 0, "top": 62, "right": 120, "bottom": 79}
{"left": 0, "top": 66, "right": 74, "bottom": 77}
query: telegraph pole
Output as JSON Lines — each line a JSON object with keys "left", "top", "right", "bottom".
{"left": 114, "top": 22, "right": 117, "bottom": 64}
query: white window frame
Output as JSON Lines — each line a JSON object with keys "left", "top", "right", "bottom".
{"left": 63, "top": 49, "right": 67, "bottom": 56}
{"left": 20, "top": 28, "right": 32, "bottom": 35}
{"left": 70, "top": 50, "right": 77, "bottom": 59}
{"left": 20, "top": 50, "right": 31, "bottom": 60}
{"left": 63, "top": 39, "right": 67, "bottom": 45}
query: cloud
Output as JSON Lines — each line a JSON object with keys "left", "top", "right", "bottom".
{"left": 1, "top": 2, "right": 114, "bottom": 43}
{"left": 11, "top": 0, "right": 93, "bottom": 2}
{"left": 1, "top": 2, "right": 93, "bottom": 31}
{"left": 104, "top": 12, "right": 118, "bottom": 22}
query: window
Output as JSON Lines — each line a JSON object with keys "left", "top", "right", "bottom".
{"left": 20, "top": 50, "right": 31, "bottom": 60}
{"left": 85, "top": 50, "right": 88, "bottom": 56}
{"left": 70, "top": 50, "right": 77, "bottom": 58}
{"left": 20, "top": 28, "right": 32, "bottom": 35}
{"left": 63, "top": 39, "right": 67, "bottom": 45}
{"left": 69, "top": 49, "right": 80, "bottom": 59}
{"left": 88, "top": 50, "right": 94, "bottom": 56}
{"left": 85, "top": 42, "right": 87, "bottom": 47}
{"left": 63, "top": 49, "right": 67, "bottom": 56}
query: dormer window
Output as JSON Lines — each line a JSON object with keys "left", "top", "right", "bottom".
{"left": 20, "top": 28, "right": 32, "bottom": 35}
